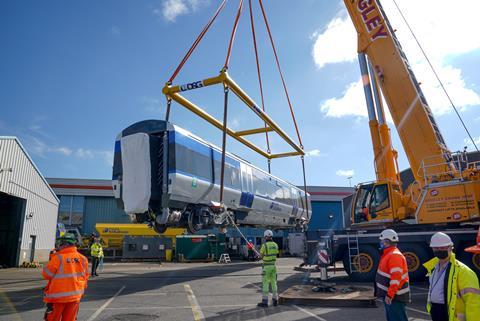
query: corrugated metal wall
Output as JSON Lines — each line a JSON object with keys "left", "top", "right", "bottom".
{"left": 0, "top": 138, "right": 59, "bottom": 263}
{"left": 83, "top": 197, "right": 130, "bottom": 234}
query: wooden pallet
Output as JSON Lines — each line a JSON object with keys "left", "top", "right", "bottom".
{"left": 279, "top": 284, "right": 377, "bottom": 308}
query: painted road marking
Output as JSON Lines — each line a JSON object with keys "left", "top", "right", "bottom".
{"left": 249, "top": 282, "right": 328, "bottom": 321}
{"left": 79, "top": 304, "right": 256, "bottom": 311}
{"left": 184, "top": 284, "right": 205, "bottom": 321}
{"left": 86, "top": 285, "right": 125, "bottom": 321}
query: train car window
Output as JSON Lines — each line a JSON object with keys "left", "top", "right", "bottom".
{"left": 174, "top": 144, "right": 212, "bottom": 182}
{"left": 213, "top": 153, "right": 241, "bottom": 189}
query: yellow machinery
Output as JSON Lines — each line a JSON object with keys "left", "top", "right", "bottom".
{"left": 95, "top": 223, "right": 185, "bottom": 249}
{"left": 345, "top": 0, "right": 480, "bottom": 226}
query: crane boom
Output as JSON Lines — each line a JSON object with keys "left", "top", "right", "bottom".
{"left": 344, "top": 0, "right": 453, "bottom": 183}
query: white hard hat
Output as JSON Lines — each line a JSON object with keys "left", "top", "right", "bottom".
{"left": 430, "top": 232, "right": 453, "bottom": 248}
{"left": 264, "top": 230, "right": 273, "bottom": 237}
{"left": 379, "top": 229, "right": 399, "bottom": 242}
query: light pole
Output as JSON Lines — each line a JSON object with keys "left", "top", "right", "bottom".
{"left": 347, "top": 176, "right": 353, "bottom": 187}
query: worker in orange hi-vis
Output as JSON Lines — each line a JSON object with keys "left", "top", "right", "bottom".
{"left": 42, "top": 233, "right": 89, "bottom": 321}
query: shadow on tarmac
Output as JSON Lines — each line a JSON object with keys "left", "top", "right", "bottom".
{"left": 0, "top": 262, "right": 264, "bottom": 316}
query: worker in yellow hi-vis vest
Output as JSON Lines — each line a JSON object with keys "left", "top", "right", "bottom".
{"left": 257, "top": 230, "right": 279, "bottom": 308}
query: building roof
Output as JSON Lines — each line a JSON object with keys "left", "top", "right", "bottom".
{"left": 300, "top": 185, "right": 354, "bottom": 202}
{"left": 0, "top": 136, "right": 59, "bottom": 203}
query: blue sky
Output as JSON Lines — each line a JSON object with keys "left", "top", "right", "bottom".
{"left": 1, "top": 0, "right": 479, "bottom": 187}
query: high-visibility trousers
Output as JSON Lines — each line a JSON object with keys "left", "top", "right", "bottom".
{"left": 44, "top": 302, "right": 80, "bottom": 321}
{"left": 262, "top": 265, "right": 277, "bottom": 300}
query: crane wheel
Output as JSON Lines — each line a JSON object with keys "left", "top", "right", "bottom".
{"left": 459, "top": 249, "right": 480, "bottom": 275}
{"left": 343, "top": 245, "right": 379, "bottom": 282}
{"left": 398, "top": 244, "right": 428, "bottom": 281}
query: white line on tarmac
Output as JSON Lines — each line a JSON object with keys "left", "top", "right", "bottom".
{"left": 248, "top": 283, "right": 328, "bottom": 321}
{"left": 86, "top": 285, "right": 125, "bottom": 321}
{"left": 184, "top": 284, "right": 205, "bottom": 321}
{"left": 293, "top": 305, "right": 328, "bottom": 321}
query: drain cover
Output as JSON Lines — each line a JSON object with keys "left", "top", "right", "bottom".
{"left": 105, "top": 314, "right": 158, "bottom": 321}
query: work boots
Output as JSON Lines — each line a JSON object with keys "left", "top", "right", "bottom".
{"left": 272, "top": 298, "right": 278, "bottom": 306}
{"left": 257, "top": 299, "right": 268, "bottom": 308}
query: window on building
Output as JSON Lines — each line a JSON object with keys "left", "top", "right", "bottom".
{"left": 57, "top": 196, "right": 85, "bottom": 227}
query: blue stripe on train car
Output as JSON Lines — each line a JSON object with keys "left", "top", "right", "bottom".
{"left": 240, "top": 192, "right": 254, "bottom": 208}
{"left": 169, "top": 131, "right": 211, "bottom": 157}
{"left": 114, "top": 140, "right": 121, "bottom": 152}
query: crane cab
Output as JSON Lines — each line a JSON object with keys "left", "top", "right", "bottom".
{"left": 352, "top": 181, "right": 407, "bottom": 225}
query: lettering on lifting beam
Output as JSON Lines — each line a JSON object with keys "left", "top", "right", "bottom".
{"left": 357, "top": 0, "right": 388, "bottom": 41}
{"left": 180, "top": 80, "right": 204, "bottom": 92}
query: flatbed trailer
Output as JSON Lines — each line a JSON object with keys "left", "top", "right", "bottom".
{"left": 305, "top": 224, "right": 480, "bottom": 281}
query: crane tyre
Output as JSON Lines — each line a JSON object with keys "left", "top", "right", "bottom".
{"left": 398, "top": 243, "right": 429, "bottom": 281}
{"left": 459, "top": 247, "right": 480, "bottom": 276}
{"left": 343, "top": 245, "right": 379, "bottom": 282}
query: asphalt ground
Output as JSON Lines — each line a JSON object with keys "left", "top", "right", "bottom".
{"left": 0, "top": 258, "right": 431, "bottom": 321}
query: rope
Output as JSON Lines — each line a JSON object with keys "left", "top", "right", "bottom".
{"left": 258, "top": 0, "right": 303, "bottom": 149}
{"left": 249, "top": 0, "right": 271, "bottom": 172}
{"left": 223, "top": 0, "right": 244, "bottom": 70}
{"left": 391, "top": 0, "right": 478, "bottom": 151}
{"left": 168, "top": 0, "right": 228, "bottom": 83}
{"left": 227, "top": 214, "right": 261, "bottom": 256}
{"left": 219, "top": 85, "right": 229, "bottom": 202}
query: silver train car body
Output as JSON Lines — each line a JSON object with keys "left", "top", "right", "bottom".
{"left": 112, "top": 120, "right": 311, "bottom": 233}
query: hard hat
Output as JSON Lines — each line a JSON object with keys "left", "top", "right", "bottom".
{"left": 264, "top": 230, "right": 273, "bottom": 237}
{"left": 379, "top": 229, "right": 399, "bottom": 242}
{"left": 430, "top": 232, "right": 453, "bottom": 248}
{"left": 56, "top": 233, "right": 76, "bottom": 245}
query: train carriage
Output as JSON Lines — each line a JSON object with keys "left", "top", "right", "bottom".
{"left": 112, "top": 120, "right": 311, "bottom": 234}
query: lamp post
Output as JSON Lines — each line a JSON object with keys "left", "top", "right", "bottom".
{"left": 347, "top": 176, "right": 353, "bottom": 187}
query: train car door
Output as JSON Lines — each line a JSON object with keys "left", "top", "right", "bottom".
{"left": 240, "top": 164, "right": 254, "bottom": 208}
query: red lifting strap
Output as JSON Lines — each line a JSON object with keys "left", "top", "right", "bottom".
{"left": 258, "top": 0, "right": 303, "bottom": 149}
{"left": 223, "top": 0, "right": 244, "bottom": 70}
{"left": 248, "top": 0, "right": 271, "bottom": 154}
{"left": 168, "top": 0, "right": 228, "bottom": 83}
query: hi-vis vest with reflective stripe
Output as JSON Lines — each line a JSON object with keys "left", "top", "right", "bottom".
{"left": 261, "top": 241, "right": 278, "bottom": 266}
{"left": 90, "top": 243, "right": 103, "bottom": 258}
{"left": 42, "top": 246, "right": 89, "bottom": 303}
{"left": 424, "top": 253, "right": 480, "bottom": 321}
{"left": 375, "top": 246, "right": 410, "bottom": 303}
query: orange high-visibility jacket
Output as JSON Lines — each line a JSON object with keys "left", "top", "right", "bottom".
{"left": 42, "top": 246, "right": 89, "bottom": 303}
{"left": 375, "top": 246, "right": 411, "bottom": 302}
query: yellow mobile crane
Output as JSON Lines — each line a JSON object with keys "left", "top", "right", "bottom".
{"left": 345, "top": 0, "right": 480, "bottom": 226}
{"left": 306, "top": 0, "right": 480, "bottom": 281}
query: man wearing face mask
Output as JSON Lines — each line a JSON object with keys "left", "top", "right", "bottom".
{"left": 375, "top": 229, "right": 410, "bottom": 321}
{"left": 423, "top": 232, "right": 480, "bottom": 321}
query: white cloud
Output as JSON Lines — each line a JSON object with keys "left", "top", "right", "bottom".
{"left": 305, "top": 149, "right": 321, "bottom": 157}
{"left": 75, "top": 148, "right": 94, "bottom": 159}
{"left": 54, "top": 147, "right": 73, "bottom": 156}
{"left": 143, "top": 96, "right": 162, "bottom": 113}
{"left": 314, "top": 0, "right": 480, "bottom": 118}
{"left": 111, "top": 26, "right": 120, "bottom": 35}
{"left": 463, "top": 136, "right": 480, "bottom": 151}
{"left": 336, "top": 169, "right": 354, "bottom": 177}
{"left": 312, "top": 15, "right": 356, "bottom": 69}
{"left": 156, "top": 0, "right": 209, "bottom": 22}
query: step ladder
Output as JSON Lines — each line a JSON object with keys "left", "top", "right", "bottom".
{"left": 218, "top": 253, "right": 231, "bottom": 264}
{"left": 346, "top": 232, "right": 360, "bottom": 273}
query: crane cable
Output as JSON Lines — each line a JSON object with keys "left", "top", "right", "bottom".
{"left": 391, "top": 0, "right": 478, "bottom": 151}
{"left": 168, "top": 0, "right": 228, "bottom": 84}
{"left": 257, "top": 0, "right": 309, "bottom": 219}
{"left": 248, "top": 0, "right": 272, "bottom": 173}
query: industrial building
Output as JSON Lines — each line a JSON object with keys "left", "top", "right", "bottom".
{"left": 0, "top": 137, "right": 59, "bottom": 267}
{"left": 46, "top": 178, "right": 130, "bottom": 235}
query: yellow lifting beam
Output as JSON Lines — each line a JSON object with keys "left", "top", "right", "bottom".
{"left": 235, "top": 127, "right": 274, "bottom": 136}
{"left": 162, "top": 70, "right": 304, "bottom": 159}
